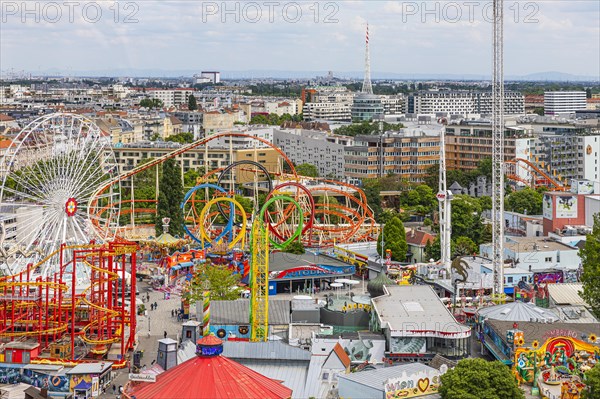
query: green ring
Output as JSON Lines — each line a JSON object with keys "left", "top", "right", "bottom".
{"left": 258, "top": 195, "right": 304, "bottom": 249}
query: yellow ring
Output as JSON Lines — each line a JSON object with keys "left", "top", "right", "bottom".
{"left": 199, "top": 197, "right": 247, "bottom": 249}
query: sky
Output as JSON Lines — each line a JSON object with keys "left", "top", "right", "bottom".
{"left": 1, "top": 0, "right": 599, "bottom": 78}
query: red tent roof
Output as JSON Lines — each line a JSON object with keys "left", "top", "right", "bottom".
{"left": 128, "top": 355, "right": 292, "bottom": 399}
{"left": 197, "top": 335, "right": 223, "bottom": 346}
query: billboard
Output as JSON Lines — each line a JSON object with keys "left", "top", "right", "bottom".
{"left": 556, "top": 195, "right": 578, "bottom": 219}
{"left": 543, "top": 194, "right": 553, "bottom": 220}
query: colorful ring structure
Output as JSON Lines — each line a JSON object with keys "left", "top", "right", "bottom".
{"left": 198, "top": 197, "right": 247, "bottom": 249}
{"left": 181, "top": 183, "right": 231, "bottom": 245}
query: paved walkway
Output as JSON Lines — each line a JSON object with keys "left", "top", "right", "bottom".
{"left": 100, "top": 279, "right": 193, "bottom": 398}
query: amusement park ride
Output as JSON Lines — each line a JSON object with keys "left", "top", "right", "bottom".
{"left": 0, "top": 104, "right": 577, "bottom": 365}
{"left": 0, "top": 112, "right": 379, "bottom": 369}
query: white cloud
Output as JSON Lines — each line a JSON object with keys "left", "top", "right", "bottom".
{"left": 0, "top": 0, "right": 598, "bottom": 77}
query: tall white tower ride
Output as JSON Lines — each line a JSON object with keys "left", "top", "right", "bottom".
{"left": 491, "top": 0, "right": 505, "bottom": 296}
{"left": 437, "top": 124, "right": 453, "bottom": 276}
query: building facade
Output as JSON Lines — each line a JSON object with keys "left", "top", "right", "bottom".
{"left": 344, "top": 124, "right": 441, "bottom": 182}
{"left": 407, "top": 91, "right": 525, "bottom": 116}
{"left": 544, "top": 91, "right": 587, "bottom": 116}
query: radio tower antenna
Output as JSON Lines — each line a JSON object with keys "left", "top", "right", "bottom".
{"left": 491, "top": 0, "right": 505, "bottom": 297}
{"left": 362, "top": 23, "right": 373, "bottom": 94}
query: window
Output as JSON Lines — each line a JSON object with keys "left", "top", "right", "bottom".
{"left": 186, "top": 331, "right": 192, "bottom": 338}
{"left": 545, "top": 257, "right": 552, "bottom": 262}
{"left": 322, "top": 372, "right": 329, "bottom": 381}
{"left": 507, "top": 277, "right": 513, "bottom": 283}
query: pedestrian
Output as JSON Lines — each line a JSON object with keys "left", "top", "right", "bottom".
{"left": 171, "top": 309, "right": 174, "bottom": 317}
{"left": 154, "top": 301, "right": 157, "bottom": 310}
{"left": 164, "top": 331, "right": 167, "bottom": 339}
{"left": 112, "top": 384, "right": 116, "bottom": 394}
{"left": 119, "top": 385, "right": 123, "bottom": 394}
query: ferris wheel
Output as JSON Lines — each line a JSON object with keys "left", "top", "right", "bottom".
{"left": 0, "top": 113, "right": 121, "bottom": 275}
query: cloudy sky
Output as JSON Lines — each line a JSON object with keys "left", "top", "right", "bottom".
{"left": 1, "top": 0, "right": 599, "bottom": 77}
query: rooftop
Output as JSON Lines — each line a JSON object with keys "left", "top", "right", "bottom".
{"left": 338, "top": 363, "right": 439, "bottom": 392}
{"left": 66, "top": 362, "right": 112, "bottom": 375}
{"left": 208, "top": 299, "right": 290, "bottom": 325}
{"left": 486, "top": 319, "right": 600, "bottom": 347}
{"left": 547, "top": 283, "right": 586, "bottom": 306}
{"left": 476, "top": 301, "right": 559, "bottom": 323}
{"left": 503, "top": 237, "right": 577, "bottom": 252}
{"left": 372, "top": 285, "right": 470, "bottom": 337}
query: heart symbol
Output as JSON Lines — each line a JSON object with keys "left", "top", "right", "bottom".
{"left": 418, "top": 378, "right": 430, "bottom": 392}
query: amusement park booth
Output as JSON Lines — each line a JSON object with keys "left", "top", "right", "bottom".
{"left": 268, "top": 251, "right": 356, "bottom": 295}
{"left": 66, "top": 362, "right": 112, "bottom": 399}
{"left": 1, "top": 341, "right": 40, "bottom": 363}
{"left": 371, "top": 285, "right": 472, "bottom": 363}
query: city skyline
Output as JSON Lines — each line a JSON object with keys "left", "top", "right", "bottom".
{"left": 1, "top": 1, "right": 599, "bottom": 78}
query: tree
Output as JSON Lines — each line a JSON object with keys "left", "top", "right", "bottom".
{"left": 453, "top": 236, "right": 478, "bottom": 256}
{"left": 139, "top": 98, "right": 163, "bottom": 108}
{"left": 439, "top": 358, "right": 524, "bottom": 399}
{"left": 295, "top": 163, "right": 319, "bottom": 178}
{"left": 424, "top": 236, "right": 441, "bottom": 261}
{"left": 188, "top": 95, "right": 198, "bottom": 110}
{"left": 584, "top": 362, "right": 600, "bottom": 399}
{"left": 377, "top": 216, "right": 408, "bottom": 262}
{"left": 580, "top": 214, "right": 600, "bottom": 318}
{"left": 184, "top": 261, "right": 241, "bottom": 302}
{"left": 505, "top": 187, "right": 543, "bottom": 215}
{"left": 284, "top": 240, "right": 305, "bottom": 255}
{"left": 166, "top": 132, "right": 194, "bottom": 144}
{"left": 155, "top": 158, "right": 185, "bottom": 237}
{"left": 362, "top": 179, "right": 382, "bottom": 221}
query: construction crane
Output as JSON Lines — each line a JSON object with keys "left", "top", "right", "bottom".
{"left": 491, "top": 0, "right": 505, "bottom": 297}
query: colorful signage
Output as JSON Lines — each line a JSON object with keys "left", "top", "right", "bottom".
{"left": 533, "top": 271, "right": 564, "bottom": 284}
{"left": 167, "top": 249, "right": 205, "bottom": 268}
{"left": 272, "top": 264, "right": 355, "bottom": 279}
{"left": 385, "top": 369, "right": 441, "bottom": 398}
{"left": 556, "top": 195, "right": 577, "bottom": 219}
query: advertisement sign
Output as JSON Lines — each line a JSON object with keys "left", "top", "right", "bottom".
{"left": 543, "top": 194, "right": 553, "bottom": 220}
{"left": 556, "top": 195, "right": 577, "bottom": 219}
{"left": 576, "top": 180, "right": 594, "bottom": 195}
{"left": 91, "top": 375, "right": 99, "bottom": 397}
{"left": 129, "top": 373, "right": 156, "bottom": 383}
{"left": 272, "top": 264, "right": 355, "bottom": 280}
{"left": 385, "top": 369, "right": 442, "bottom": 398}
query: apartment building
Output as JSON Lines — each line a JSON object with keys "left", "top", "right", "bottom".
{"left": 407, "top": 91, "right": 525, "bottom": 116}
{"left": 444, "top": 121, "right": 531, "bottom": 170}
{"left": 302, "top": 86, "right": 354, "bottom": 122}
{"left": 344, "top": 123, "right": 441, "bottom": 182}
{"left": 207, "top": 127, "right": 349, "bottom": 179}
{"left": 145, "top": 89, "right": 196, "bottom": 107}
{"left": 544, "top": 91, "right": 587, "bottom": 116}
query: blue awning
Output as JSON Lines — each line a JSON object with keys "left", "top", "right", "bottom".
{"left": 179, "top": 262, "right": 193, "bottom": 268}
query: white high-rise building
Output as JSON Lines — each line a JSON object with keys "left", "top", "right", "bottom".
{"left": 544, "top": 91, "right": 586, "bottom": 116}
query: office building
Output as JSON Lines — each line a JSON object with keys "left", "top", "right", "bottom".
{"left": 544, "top": 91, "right": 586, "bottom": 116}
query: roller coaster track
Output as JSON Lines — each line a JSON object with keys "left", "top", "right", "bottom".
{"left": 88, "top": 132, "right": 299, "bottom": 236}
{"left": 505, "top": 158, "right": 569, "bottom": 191}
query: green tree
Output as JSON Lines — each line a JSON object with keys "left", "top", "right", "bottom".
{"left": 316, "top": 195, "right": 340, "bottom": 224}
{"left": 295, "top": 163, "right": 319, "bottom": 177}
{"left": 166, "top": 132, "right": 194, "bottom": 144}
{"left": 184, "top": 261, "right": 241, "bottom": 302}
{"left": 155, "top": 158, "right": 185, "bottom": 237}
{"left": 139, "top": 98, "right": 163, "bottom": 108}
{"left": 188, "top": 95, "right": 198, "bottom": 110}
{"left": 453, "top": 236, "right": 478, "bottom": 256}
{"left": 362, "top": 179, "right": 382, "bottom": 221}
{"left": 505, "top": 187, "right": 543, "bottom": 215}
{"left": 424, "top": 236, "right": 441, "bottom": 261}
{"left": 584, "top": 362, "right": 600, "bottom": 399}
{"left": 439, "top": 358, "right": 524, "bottom": 399}
{"left": 580, "top": 214, "right": 600, "bottom": 318}
{"left": 377, "top": 216, "right": 408, "bottom": 262}
{"left": 284, "top": 240, "right": 305, "bottom": 255}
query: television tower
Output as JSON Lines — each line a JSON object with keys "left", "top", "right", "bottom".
{"left": 491, "top": 0, "right": 505, "bottom": 296}
{"left": 362, "top": 23, "right": 373, "bottom": 94}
